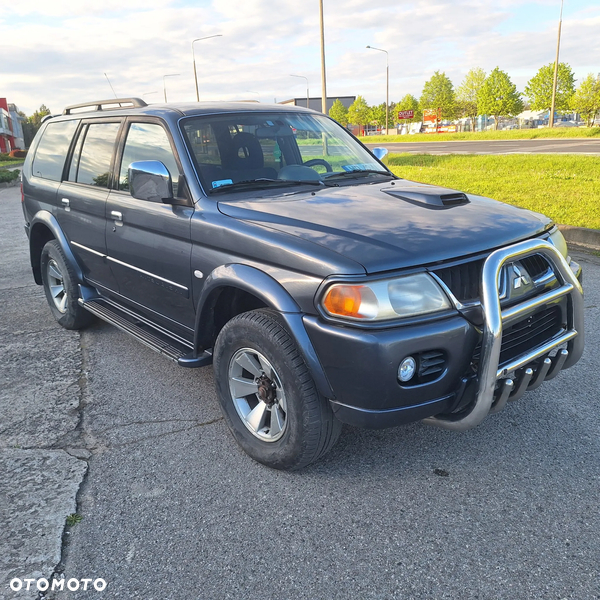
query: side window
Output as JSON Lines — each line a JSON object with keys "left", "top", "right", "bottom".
{"left": 32, "top": 120, "right": 79, "bottom": 181}
{"left": 76, "top": 122, "right": 120, "bottom": 187}
{"left": 119, "top": 123, "right": 179, "bottom": 193}
{"left": 67, "top": 126, "right": 85, "bottom": 182}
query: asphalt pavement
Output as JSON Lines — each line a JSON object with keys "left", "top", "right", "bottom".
{"left": 366, "top": 138, "right": 600, "bottom": 155}
{"left": 1, "top": 184, "right": 599, "bottom": 599}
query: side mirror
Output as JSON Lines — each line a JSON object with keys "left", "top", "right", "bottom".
{"left": 128, "top": 160, "right": 174, "bottom": 203}
{"left": 372, "top": 147, "right": 389, "bottom": 164}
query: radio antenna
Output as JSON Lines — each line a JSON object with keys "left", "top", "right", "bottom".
{"left": 104, "top": 73, "right": 118, "bottom": 99}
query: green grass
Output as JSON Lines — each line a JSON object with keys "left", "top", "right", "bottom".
{"left": 66, "top": 513, "right": 83, "bottom": 526}
{"left": 387, "top": 153, "right": 600, "bottom": 230}
{"left": 0, "top": 159, "right": 24, "bottom": 168}
{"left": 359, "top": 127, "right": 600, "bottom": 144}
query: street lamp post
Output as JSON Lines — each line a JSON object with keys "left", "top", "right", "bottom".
{"left": 163, "top": 74, "right": 180, "bottom": 103}
{"left": 319, "top": 0, "right": 327, "bottom": 115}
{"left": 290, "top": 75, "right": 309, "bottom": 109}
{"left": 192, "top": 34, "right": 223, "bottom": 102}
{"left": 549, "top": 0, "right": 564, "bottom": 128}
{"left": 366, "top": 46, "right": 389, "bottom": 134}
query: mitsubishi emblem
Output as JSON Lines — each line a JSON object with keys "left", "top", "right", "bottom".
{"left": 511, "top": 264, "right": 531, "bottom": 290}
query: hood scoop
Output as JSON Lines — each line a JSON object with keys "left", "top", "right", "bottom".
{"left": 382, "top": 184, "right": 470, "bottom": 208}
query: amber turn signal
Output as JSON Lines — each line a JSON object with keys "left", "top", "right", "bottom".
{"left": 322, "top": 285, "right": 365, "bottom": 318}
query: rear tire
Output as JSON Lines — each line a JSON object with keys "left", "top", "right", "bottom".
{"left": 213, "top": 309, "right": 341, "bottom": 470}
{"left": 40, "top": 240, "right": 94, "bottom": 330}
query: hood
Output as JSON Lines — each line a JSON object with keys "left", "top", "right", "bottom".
{"left": 218, "top": 181, "right": 552, "bottom": 273}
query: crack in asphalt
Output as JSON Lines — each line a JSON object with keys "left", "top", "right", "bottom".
{"left": 38, "top": 330, "right": 91, "bottom": 600}
{"left": 101, "top": 418, "right": 225, "bottom": 450}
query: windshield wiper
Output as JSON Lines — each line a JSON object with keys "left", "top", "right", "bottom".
{"left": 324, "top": 170, "right": 396, "bottom": 181}
{"left": 210, "top": 178, "right": 324, "bottom": 193}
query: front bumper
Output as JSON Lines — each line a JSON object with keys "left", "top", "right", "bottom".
{"left": 303, "top": 313, "right": 478, "bottom": 428}
{"left": 305, "top": 240, "right": 584, "bottom": 430}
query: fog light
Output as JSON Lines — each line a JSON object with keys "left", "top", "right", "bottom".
{"left": 398, "top": 356, "right": 417, "bottom": 382}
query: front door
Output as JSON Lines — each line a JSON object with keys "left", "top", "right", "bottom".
{"left": 105, "top": 120, "right": 195, "bottom": 331}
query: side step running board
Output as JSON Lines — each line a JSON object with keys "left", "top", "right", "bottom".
{"left": 79, "top": 297, "right": 212, "bottom": 368}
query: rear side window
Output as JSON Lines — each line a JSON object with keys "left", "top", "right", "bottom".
{"left": 32, "top": 120, "right": 78, "bottom": 181}
{"left": 74, "top": 122, "right": 121, "bottom": 187}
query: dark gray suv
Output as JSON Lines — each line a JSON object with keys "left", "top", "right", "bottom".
{"left": 21, "top": 98, "right": 584, "bottom": 469}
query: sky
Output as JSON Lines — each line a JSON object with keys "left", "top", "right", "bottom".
{"left": 1, "top": 0, "right": 599, "bottom": 116}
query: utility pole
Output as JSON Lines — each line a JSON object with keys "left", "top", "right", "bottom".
{"left": 549, "top": 0, "right": 564, "bottom": 128}
{"left": 319, "top": 0, "right": 328, "bottom": 156}
{"left": 319, "top": 0, "right": 327, "bottom": 115}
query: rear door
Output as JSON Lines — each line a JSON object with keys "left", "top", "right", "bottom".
{"left": 105, "top": 118, "right": 195, "bottom": 331}
{"left": 57, "top": 119, "right": 122, "bottom": 292}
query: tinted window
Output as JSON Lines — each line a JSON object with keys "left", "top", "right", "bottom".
{"left": 32, "top": 120, "right": 78, "bottom": 181}
{"left": 76, "top": 122, "right": 120, "bottom": 187}
{"left": 119, "top": 122, "right": 179, "bottom": 192}
{"left": 67, "top": 127, "right": 85, "bottom": 182}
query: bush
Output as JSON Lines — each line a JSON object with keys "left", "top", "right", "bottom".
{"left": 0, "top": 169, "right": 20, "bottom": 183}
{"left": 9, "top": 149, "right": 27, "bottom": 159}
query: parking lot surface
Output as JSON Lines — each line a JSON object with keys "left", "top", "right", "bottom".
{"left": 1, "top": 185, "right": 599, "bottom": 599}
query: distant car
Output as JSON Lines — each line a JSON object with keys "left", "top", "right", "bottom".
{"left": 21, "top": 97, "right": 584, "bottom": 469}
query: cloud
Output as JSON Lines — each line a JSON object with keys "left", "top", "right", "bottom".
{"left": 1, "top": 0, "right": 598, "bottom": 115}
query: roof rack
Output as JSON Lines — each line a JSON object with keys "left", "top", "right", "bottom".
{"left": 62, "top": 98, "right": 148, "bottom": 115}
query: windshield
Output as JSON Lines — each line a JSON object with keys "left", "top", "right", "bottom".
{"left": 180, "top": 111, "right": 392, "bottom": 194}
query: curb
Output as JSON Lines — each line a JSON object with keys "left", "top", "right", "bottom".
{"left": 559, "top": 225, "right": 600, "bottom": 253}
{"left": 0, "top": 178, "right": 20, "bottom": 189}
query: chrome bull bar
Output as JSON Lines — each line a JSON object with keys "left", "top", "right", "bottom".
{"left": 424, "top": 239, "right": 584, "bottom": 431}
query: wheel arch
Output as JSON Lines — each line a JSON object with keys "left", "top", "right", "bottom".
{"left": 29, "top": 211, "right": 83, "bottom": 285}
{"left": 194, "top": 264, "right": 334, "bottom": 399}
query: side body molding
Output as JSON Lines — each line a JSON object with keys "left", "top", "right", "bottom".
{"left": 194, "top": 263, "right": 335, "bottom": 399}
{"left": 29, "top": 210, "right": 83, "bottom": 285}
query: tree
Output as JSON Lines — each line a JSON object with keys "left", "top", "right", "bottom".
{"left": 419, "top": 71, "right": 456, "bottom": 125}
{"left": 369, "top": 103, "right": 386, "bottom": 128}
{"left": 347, "top": 96, "right": 371, "bottom": 132}
{"left": 570, "top": 73, "right": 600, "bottom": 127}
{"left": 478, "top": 67, "right": 524, "bottom": 130}
{"left": 456, "top": 68, "right": 486, "bottom": 131}
{"left": 329, "top": 99, "right": 349, "bottom": 127}
{"left": 22, "top": 104, "right": 51, "bottom": 147}
{"left": 525, "top": 62, "right": 575, "bottom": 114}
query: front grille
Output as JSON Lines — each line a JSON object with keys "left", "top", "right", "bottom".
{"left": 521, "top": 253, "right": 550, "bottom": 279}
{"left": 433, "top": 259, "right": 484, "bottom": 302}
{"left": 499, "top": 306, "right": 563, "bottom": 365}
{"left": 433, "top": 252, "right": 552, "bottom": 303}
{"left": 472, "top": 306, "right": 564, "bottom": 369}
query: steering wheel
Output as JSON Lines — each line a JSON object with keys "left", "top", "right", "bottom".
{"left": 303, "top": 158, "right": 333, "bottom": 172}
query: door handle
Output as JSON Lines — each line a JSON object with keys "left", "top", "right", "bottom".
{"left": 110, "top": 211, "right": 123, "bottom": 222}
{"left": 61, "top": 198, "right": 70, "bottom": 211}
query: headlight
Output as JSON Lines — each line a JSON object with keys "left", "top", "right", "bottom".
{"left": 321, "top": 273, "right": 451, "bottom": 321}
{"left": 548, "top": 228, "right": 568, "bottom": 258}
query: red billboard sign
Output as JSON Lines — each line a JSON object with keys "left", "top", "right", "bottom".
{"left": 397, "top": 110, "right": 414, "bottom": 120}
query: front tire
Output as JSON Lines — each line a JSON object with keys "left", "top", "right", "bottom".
{"left": 40, "top": 240, "right": 94, "bottom": 330}
{"left": 213, "top": 310, "right": 341, "bottom": 470}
